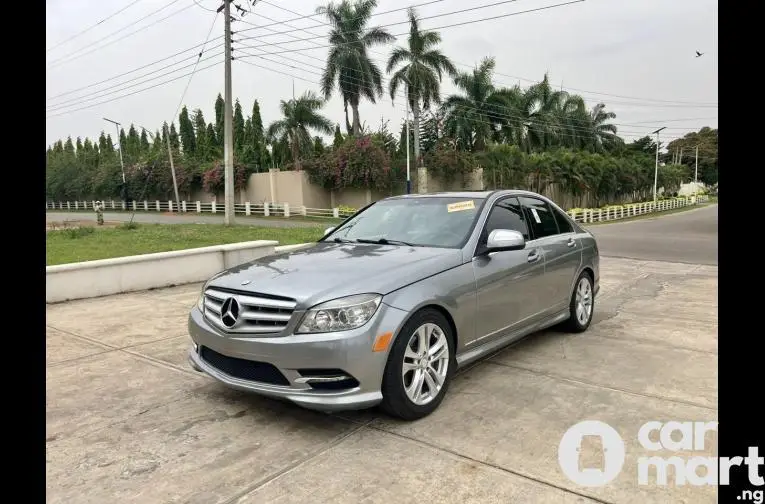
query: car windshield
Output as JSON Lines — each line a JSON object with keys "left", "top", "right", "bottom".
{"left": 326, "top": 197, "right": 483, "bottom": 248}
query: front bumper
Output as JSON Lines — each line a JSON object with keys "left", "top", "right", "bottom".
{"left": 187, "top": 302, "right": 409, "bottom": 412}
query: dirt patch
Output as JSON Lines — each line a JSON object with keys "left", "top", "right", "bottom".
{"left": 47, "top": 220, "right": 121, "bottom": 231}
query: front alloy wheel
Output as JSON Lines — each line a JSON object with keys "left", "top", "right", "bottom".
{"left": 402, "top": 323, "right": 450, "bottom": 406}
{"left": 381, "top": 309, "right": 454, "bottom": 420}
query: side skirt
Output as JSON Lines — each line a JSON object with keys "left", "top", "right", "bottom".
{"left": 455, "top": 308, "right": 570, "bottom": 369}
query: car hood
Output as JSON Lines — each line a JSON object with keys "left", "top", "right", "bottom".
{"left": 206, "top": 241, "right": 463, "bottom": 307}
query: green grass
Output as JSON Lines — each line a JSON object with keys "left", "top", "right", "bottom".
{"left": 46, "top": 223, "right": 325, "bottom": 266}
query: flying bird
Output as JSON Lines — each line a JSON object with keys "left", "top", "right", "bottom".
{"left": 695, "top": 51, "right": 704, "bottom": 58}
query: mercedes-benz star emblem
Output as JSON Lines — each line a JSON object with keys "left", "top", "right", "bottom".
{"left": 220, "top": 297, "right": 240, "bottom": 328}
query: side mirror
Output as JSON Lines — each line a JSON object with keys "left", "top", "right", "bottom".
{"left": 324, "top": 227, "right": 335, "bottom": 236}
{"left": 486, "top": 229, "right": 525, "bottom": 252}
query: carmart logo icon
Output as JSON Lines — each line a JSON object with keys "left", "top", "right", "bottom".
{"left": 558, "top": 420, "right": 626, "bottom": 487}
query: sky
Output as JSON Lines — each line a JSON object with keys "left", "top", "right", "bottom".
{"left": 45, "top": 0, "right": 718, "bottom": 153}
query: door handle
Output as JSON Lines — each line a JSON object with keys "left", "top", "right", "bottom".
{"left": 567, "top": 237, "right": 576, "bottom": 248}
{"left": 527, "top": 250, "right": 540, "bottom": 263}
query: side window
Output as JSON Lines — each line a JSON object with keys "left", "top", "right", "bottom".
{"left": 519, "top": 197, "right": 559, "bottom": 239}
{"left": 551, "top": 206, "right": 574, "bottom": 234}
{"left": 483, "top": 197, "right": 529, "bottom": 241}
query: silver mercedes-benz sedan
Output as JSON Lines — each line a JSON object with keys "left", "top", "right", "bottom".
{"left": 187, "top": 190, "right": 599, "bottom": 420}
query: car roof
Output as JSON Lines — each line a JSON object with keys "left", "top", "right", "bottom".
{"left": 384, "top": 189, "right": 550, "bottom": 201}
{"left": 386, "top": 191, "right": 495, "bottom": 200}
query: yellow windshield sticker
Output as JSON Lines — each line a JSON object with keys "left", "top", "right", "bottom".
{"left": 447, "top": 200, "right": 476, "bottom": 213}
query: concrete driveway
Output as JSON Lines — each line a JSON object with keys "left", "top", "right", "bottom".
{"left": 46, "top": 214, "right": 718, "bottom": 503}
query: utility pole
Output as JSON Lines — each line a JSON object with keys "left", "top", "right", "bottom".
{"left": 103, "top": 118, "right": 126, "bottom": 184}
{"left": 652, "top": 127, "right": 666, "bottom": 204}
{"left": 164, "top": 124, "right": 181, "bottom": 211}
{"left": 678, "top": 147, "right": 683, "bottom": 165}
{"left": 405, "top": 84, "right": 411, "bottom": 194}
{"left": 220, "top": 0, "right": 235, "bottom": 225}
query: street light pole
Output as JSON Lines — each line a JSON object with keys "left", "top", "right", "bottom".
{"left": 652, "top": 127, "right": 666, "bottom": 204}
{"left": 103, "top": 118, "right": 126, "bottom": 184}
{"left": 405, "top": 84, "right": 411, "bottom": 194}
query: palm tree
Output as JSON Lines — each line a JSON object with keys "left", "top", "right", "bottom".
{"left": 588, "top": 103, "right": 620, "bottom": 152}
{"left": 317, "top": 0, "right": 394, "bottom": 136}
{"left": 387, "top": 7, "right": 456, "bottom": 168}
{"left": 266, "top": 91, "right": 334, "bottom": 171}
{"left": 442, "top": 57, "right": 513, "bottom": 151}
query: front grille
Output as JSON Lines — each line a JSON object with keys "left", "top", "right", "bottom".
{"left": 199, "top": 346, "right": 289, "bottom": 385}
{"left": 203, "top": 287, "right": 296, "bottom": 334}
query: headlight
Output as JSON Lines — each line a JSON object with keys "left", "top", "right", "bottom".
{"left": 196, "top": 293, "right": 204, "bottom": 312}
{"left": 297, "top": 294, "right": 382, "bottom": 334}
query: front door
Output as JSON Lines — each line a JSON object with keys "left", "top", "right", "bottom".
{"left": 519, "top": 197, "right": 582, "bottom": 312}
{"left": 471, "top": 197, "right": 548, "bottom": 347}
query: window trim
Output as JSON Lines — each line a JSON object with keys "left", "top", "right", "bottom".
{"left": 519, "top": 196, "right": 560, "bottom": 240}
{"left": 550, "top": 204, "right": 575, "bottom": 235}
{"left": 474, "top": 195, "right": 531, "bottom": 256}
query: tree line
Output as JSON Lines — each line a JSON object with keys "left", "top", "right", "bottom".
{"left": 45, "top": 0, "right": 718, "bottom": 206}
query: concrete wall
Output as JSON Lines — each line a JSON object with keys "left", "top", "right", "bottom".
{"left": 46, "top": 240, "right": 277, "bottom": 303}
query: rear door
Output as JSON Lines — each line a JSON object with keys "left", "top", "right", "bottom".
{"left": 470, "top": 196, "right": 547, "bottom": 347}
{"left": 519, "top": 197, "right": 582, "bottom": 313}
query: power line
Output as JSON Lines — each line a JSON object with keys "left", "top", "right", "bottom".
{"left": 171, "top": 12, "right": 221, "bottom": 121}
{"left": 47, "top": 0, "right": 194, "bottom": 70}
{"left": 46, "top": 38, "right": 223, "bottom": 101}
{"left": 234, "top": 53, "right": 700, "bottom": 141}
{"left": 237, "top": 0, "right": 448, "bottom": 33}
{"left": 232, "top": 42, "right": 708, "bottom": 133}
{"left": 46, "top": 0, "right": 148, "bottom": 52}
{"left": 246, "top": 0, "right": 716, "bottom": 108}
{"left": 46, "top": 60, "right": 223, "bottom": 119}
{"left": 46, "top": 51, "right": 225, "bottom": 112}
{"left": 237, "top": 0, "right": 538, "bottom": 49}
{"left": 47, "top": 13, "right": 221, "bottom": 118}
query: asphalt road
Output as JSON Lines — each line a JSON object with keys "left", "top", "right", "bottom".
{"left": 589, "top": 204, "right": 718, "bottom": 265}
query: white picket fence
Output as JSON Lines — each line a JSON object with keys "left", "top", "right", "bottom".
{"left": 44, "top": 194, "right": 708, "bottom": 224}
{"left": 43, "top": 199, "right": 355, "bottom": 220}
{"left": 567, "top": 195, "right": 708, "bottom": 224}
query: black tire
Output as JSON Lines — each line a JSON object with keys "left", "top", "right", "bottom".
{"left": 380, "top": 309, "right": 456, "bottom": 421}
{"left": 563, "top": 271, "right": 595, "bottom": 333}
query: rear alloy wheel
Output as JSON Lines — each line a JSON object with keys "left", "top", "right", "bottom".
{"left": 380, "top": 309, "right": 454, "bottom": 420}
{"left": 564, "top": 272, "right": 594, "bottom": 333}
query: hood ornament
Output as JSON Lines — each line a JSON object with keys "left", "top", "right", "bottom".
{"left": 241, "top": 280, "right": 251, "bottom": 286}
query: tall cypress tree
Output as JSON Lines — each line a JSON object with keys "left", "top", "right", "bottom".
{"left": 118, "top": 129, "right": 128, "bottom": 158}
{"left": 251, "top": 99, "right": 265, "bottom": 169}
{"left": 234, "top": 99, "right": 245, "bottom": 154}
{"left": 214, "top": 93, "right": 225, "bottom": 148}
{"left": 206, "top": 123, "right": 217, "bottom": 157}
{"left": 193, "top": 109, "right": 208, "bottom": 160}
{"left": 161, "top": 122, "right": 169, "bottom": 147}
{"left": 178, "top": 106, "right": 196, "bottom": 155}
{"left": 64, "top": 137, "right": 75, "bottom": 157}
{"left": 169, "top": 122, "right": 180, "bottom": 150}
{"left": 139, "top": 129, "right": 150, "bottom": 153}
{"left": 75, "top": 137, "right": 83, "bottom": 155}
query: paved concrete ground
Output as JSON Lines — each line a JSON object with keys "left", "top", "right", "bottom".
{"left": 588, "top": 204, "right": 718, "bottom": 265}
{"left": 46, "top": 256, "right": 718, "bottom": 504}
